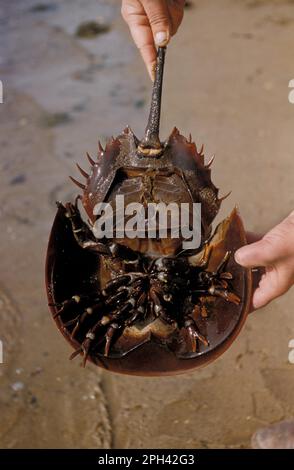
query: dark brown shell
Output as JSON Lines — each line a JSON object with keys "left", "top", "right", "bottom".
{"left": 76, "top": 128, "right": 221, "bottom": 251}
{"left": 46, "top": 47, "right": 251, "bottom": 375}
{"left": 46, "top": 129, "right": 251, "bottom": 376}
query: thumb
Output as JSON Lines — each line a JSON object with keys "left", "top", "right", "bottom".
{"left": 252, "top": 265, "right": 293, "bottom": 309}
{"left": 235, "top": 212, "right": 294, "bottom": 268}
{"left": 234, "top": 238, "right": 277, "bottom": 268}
{"left": 143, "top": 0, "right": 172, "bottom": 46}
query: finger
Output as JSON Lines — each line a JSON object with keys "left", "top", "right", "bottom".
{"left": 167, "top": 0, "right": 185, "bottom": 36}
{"left": 139, "top": 42, "right": 157, "bottom": 80}
{"left": 142, "top": 0, "right": 172, "bottom": 46}
{"left": 248, "top": 266, "right": 266, "bottom": 313}
{"left": 121, "top": 0, "right": 157, "bottom": 79}
{"left": 129, "top": 20, "right": 157, "bottom": 80}
{"left": 235, "top": 238, "right": 279, "bottom": 268}
{"left": 252, "top": 267, "right": 292, "bottom": 309}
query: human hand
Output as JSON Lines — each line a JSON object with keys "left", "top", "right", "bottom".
{"left": 121, "top": 0, "right": 185, "bottom": 80}
{"left": 235, "top": 212, "right": 294, "bottom": 309}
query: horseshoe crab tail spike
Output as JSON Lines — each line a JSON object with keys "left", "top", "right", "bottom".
{"left": 138, "top": 46, "right": 166, "bottom": 157}
{"left": 69, "top": 176, "right": 86, "bottom": 190}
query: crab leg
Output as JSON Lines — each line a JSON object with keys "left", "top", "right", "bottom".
{"left": 68, "top": 303, "right": 103, "bottom": 339}
{"left": 191, "top": 251, "right": 240, "bottom": 305}
{"left": 104, "top": 323, "right": 121, "bottom": 357}
{"left": 59, "top": 200, "right": 143, "bottom": 263}
{"left": 214, "top": 251, "right": 231, "bottom": 275}
{"left": 149, "top": 287, "right": 164, "bottom": 318}
{"left": 184, "top": 317, "right": 209, "bottom": 353}
{"left": 70, "top": 279, "right": 147, "bottom": 364}
{"left": 103, "top": 273, "right": 147, "bottom": 295}
{"left": 207, "top": 286, "right": 240, "bottom": 305}
{"left": 59, "top": 200, "right": 112, "bottom": 254}
{"left": 51, "top": 293, "right": 101, "bottom": 319}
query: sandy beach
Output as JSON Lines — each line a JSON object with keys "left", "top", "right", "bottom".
{"left": 0, "top": 0, "right": 294, "bottom": 448}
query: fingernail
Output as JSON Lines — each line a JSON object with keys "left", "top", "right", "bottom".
{"left": 252, "top": 291, "right": 265, "bottom": 310}
{"left": 155, "top": 31, "right": 169, "bottom": 47}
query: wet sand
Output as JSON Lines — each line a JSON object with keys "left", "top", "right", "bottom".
{"left": 0, "top": 0, "right": 294, "bottom": 448}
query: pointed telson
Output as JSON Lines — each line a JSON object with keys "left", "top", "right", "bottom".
{"left": 138, "top": 46, "right": 166, "bottom": 157}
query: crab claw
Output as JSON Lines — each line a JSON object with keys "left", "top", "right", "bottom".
{"left": 104, "top": 323, "right": 120, "bottom": 356}
{"left": 185, "top": 319, "right": 209, "bottom": 353}
{"left": 64, "top": 202, "right": 76, "bottom": 218}
{"left": 209, "top": 286, "right": 240, "bottom": 305}
{"left": 69, "top": 331, "right": 95, "bottom": 367}
{"left": 69, "top": 347, "right": 82, "bottom": 361}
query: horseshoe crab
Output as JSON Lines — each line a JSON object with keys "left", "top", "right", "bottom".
{"left": 46, "top": 47, "right": 251, "bottom": 375}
